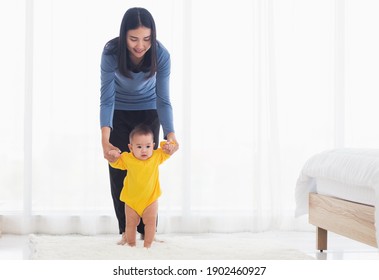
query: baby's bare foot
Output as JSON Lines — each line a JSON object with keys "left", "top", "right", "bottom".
{"left": 140, "top": 233, "right": 164, "bottom": 243}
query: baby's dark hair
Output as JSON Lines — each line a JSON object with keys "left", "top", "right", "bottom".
{"left": 129, "top": 124, "right": 154, "bottom": 143}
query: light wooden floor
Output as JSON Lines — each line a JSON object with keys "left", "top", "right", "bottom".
{"left": 0, "top": 230, "right": 378, "bottom": 260}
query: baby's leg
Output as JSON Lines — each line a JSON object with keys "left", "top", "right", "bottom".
{"left": 125, "top": 204, "right": 141, "bottom": 247}
{"left": 142, "top": 201, "right": 158, "bottom": 248}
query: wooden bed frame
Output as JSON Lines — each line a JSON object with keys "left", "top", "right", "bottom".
{"left": 309, "top": 192, "right": 377, "bottom": 251}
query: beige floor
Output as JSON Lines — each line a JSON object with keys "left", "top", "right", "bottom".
{"left": 0, "top": 230, "right": 378, "bottom": 260}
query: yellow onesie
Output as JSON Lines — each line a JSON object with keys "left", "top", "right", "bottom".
{"left": 109, "top": 142, "right": 170, "bottom": 216}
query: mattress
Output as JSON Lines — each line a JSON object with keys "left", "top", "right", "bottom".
{"left": 316, "top": 177, "right": 375, "bottom": 206}
{"left": 295, "top": 148, "right": 379, "bottom": 242}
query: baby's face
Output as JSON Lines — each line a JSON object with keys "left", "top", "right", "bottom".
{"left": 129, "top": 134, "right": 154, "bottom": 160}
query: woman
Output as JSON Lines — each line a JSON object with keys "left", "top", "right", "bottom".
{"left": 100, "top": 7, "right": 179, "bottom": 243}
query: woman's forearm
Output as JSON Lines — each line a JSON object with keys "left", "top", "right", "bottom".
{"left": 101, "top": 126, "right": 121, "bottom": 161}
{"left": 101, "top": 126, "right": 111, "bottom": 145}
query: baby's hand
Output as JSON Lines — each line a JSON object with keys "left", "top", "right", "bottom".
{"left": 108, "top": 149, "right": 121, "bottom": 162}
{"left": 161, "top": 141, "right": 177, "bottom": 155}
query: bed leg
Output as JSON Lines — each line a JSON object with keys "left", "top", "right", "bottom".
{"left": 316, "top": 227, "right": 327, "bottom": 252}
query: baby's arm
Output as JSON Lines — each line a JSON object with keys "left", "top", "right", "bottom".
{"left": 108, "top": 151, "right": 129, "bottom": 170}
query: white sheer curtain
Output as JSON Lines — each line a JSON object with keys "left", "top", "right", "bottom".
{"left": 1, "top": 0, "right": 379, "bottom": 235}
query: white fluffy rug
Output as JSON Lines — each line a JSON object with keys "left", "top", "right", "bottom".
{"left": 28, "top": 233, "right": 314, "bottom": 260}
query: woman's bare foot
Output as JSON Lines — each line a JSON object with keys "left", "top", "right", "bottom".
{"left": 117, "top": 232, "right": 127, "bottom": 245}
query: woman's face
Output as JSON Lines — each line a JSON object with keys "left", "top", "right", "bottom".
{"left": 126, "top": 26, "right": 152, "bottom": 63}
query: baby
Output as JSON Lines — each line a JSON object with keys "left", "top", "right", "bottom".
{"left": 108, "top": 124, "right": 175, "bottom": 248}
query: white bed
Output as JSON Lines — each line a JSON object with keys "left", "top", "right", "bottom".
{"left": 295, "top": 148, "right": 379, "bottom": 251}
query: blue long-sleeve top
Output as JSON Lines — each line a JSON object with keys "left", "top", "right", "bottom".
{"left": 100, "top": 41, "right": 174, "bottom": 137}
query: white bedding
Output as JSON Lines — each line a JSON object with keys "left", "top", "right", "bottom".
{"left": 295, "top": 148, "right": 379, "bottom": 243}
{"left": 316, "top": 177, "right": 375, "bottom": 206}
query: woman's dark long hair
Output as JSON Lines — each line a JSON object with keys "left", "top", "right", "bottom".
{"left": 117, "top": 7, "right": 157, "bottom": 79}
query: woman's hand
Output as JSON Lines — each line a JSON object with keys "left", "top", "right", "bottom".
{"left": 165, "top": 132, "right": 179, "bottom": 155}
{"left": 101, "top": 126, "right": 121, "bottom": 162}
{"left": 102, "top": 141, "right": 121, "bottom": 162}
